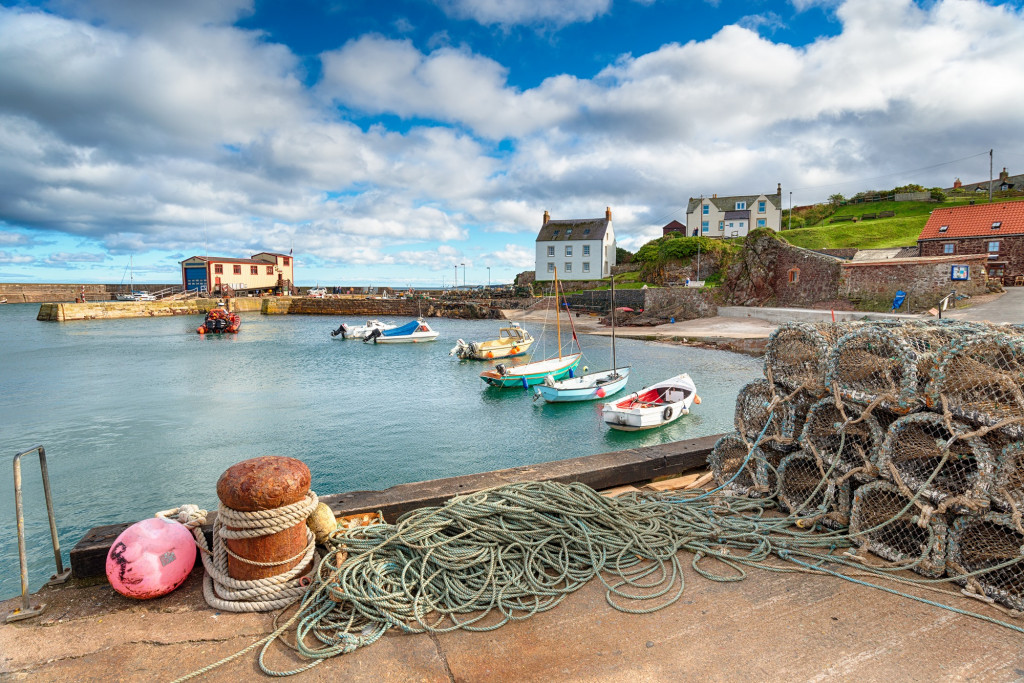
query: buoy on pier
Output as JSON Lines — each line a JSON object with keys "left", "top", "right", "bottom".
{"left": 105, "top": 517, "right": 197, "bottom": 599}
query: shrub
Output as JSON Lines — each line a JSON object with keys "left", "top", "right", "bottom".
{"left": 930, "top": 187, "right": 947, "bottom": 202}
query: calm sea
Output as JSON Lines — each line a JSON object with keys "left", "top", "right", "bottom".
{"left": 0, "top": 303, "right": 762, "bottom": 598}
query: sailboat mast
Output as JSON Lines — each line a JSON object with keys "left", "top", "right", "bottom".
{"left": 554, "top": 266, "right": 562, "bottom": 359}
{"left": 610, "top": 275, "right": 617, "bottom": 373}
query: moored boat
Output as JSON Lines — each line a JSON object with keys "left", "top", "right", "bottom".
{"left": 479, "top": 353, "right": 582, "bottom": 388}
{"left": 450, "top": 322, "right": 535, "bottom": 360}
{"left": 364, "top": 318, "right": 439, "bottom": 343}
{"left": 601, "top": 373, "right": 700, "bottom": 431}
{"left": 331, "top": 319, "right": 396, "bottom": 340}
{"left": 197, "top": 308, "right": 241, "bottom": 334}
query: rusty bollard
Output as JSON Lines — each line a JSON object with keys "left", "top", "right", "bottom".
{"left": 216, "top": 456, "right": 312, "bottom": 580}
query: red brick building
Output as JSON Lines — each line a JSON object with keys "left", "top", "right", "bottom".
{"left": 661, "top": 219, "right": 687, "bottom": 236}
{"left": 917, "top": 202, "right": 1024, "bottom": 284}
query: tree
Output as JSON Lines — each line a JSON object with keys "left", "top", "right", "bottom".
{"left": 615, "top": 246, "right": 634, "bottom": 264}
{"left": 828, "top": 193, "right": 845, "bottom": 206}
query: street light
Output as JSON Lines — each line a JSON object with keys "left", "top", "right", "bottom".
{"left": 460, "top": 263, "right": 466, "bottom": 288}
{"left": 487, "top": 266, "right": 490, "bottom": 288}
{"left": 454, "top": 265, "right": 458, "bottom": 290}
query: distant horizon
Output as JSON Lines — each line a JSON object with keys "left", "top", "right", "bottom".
{"left": 2, "top": 0, "right": 1023, "bottom": 286}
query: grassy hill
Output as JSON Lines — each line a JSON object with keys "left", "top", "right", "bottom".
{"left": 781, "top": 197, "right": 1024, "bottom": 250}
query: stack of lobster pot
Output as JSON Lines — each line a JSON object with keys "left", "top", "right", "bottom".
{"left": 707, "top": 319, "right": 1024, "bottom": 611}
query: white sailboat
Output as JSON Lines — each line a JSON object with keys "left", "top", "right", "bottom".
{"left": 533, "top": 275, "right": 629, "bottom": 402}
{"left": 115, "top": 256, "right": 156, "bottom": 301}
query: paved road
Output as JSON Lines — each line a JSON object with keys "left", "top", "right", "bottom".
{"left": 945, "top": 287, "right": 1024, "bottom": 324}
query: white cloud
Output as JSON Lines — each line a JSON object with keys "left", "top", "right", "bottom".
{"left": 0, "top": 250, "right": 35, "bottom": 264}
{"left": 431, "top": 0, "right": 611, "bottom": 27}
{"left": 481, "top": 243, "right": 535, "bottom": 268}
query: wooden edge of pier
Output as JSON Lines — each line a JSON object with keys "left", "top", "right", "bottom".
{"left": 69, "top": 434, "right": 723, "bottom": 579}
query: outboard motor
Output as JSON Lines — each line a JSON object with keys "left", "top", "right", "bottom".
{"left": 363, "top": 328, "right": 382, "bottom": 343}
{"left": 331, "top": 324, "right": 346, "bottom": 338}
{"left": 495, "top": 363, "right": 507, "bottom": 376}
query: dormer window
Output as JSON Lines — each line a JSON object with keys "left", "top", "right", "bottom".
{"left": 736, "top": 202, "right": 746, "bottom": 210}
{"left": 584, "top": 228, "right": 590, "bottom": 235}
{"left": 939, "top": 225, "right": 948, "bottom": 232}
{"left": 565, "top": 228, "right": 572, "bottom": 236}
{"left": 552, "top": 230, "right": 559, "bottom": 237}
{"left": 992, "top": 222, "right": 1002, "bottom": 230}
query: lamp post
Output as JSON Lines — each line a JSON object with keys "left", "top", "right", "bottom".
{"left": 788, "top": 191, "right": 792, "bottom": 231}
{"left": 460, "top": 263, "right": 465, "bottom": 289}
{"left": 454, "top": 265, "right": 458, "bottom": 290}
{"left": 487, "top": 266, "right": 490, "bottom": 288}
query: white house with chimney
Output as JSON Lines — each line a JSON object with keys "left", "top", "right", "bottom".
{"left": 685, "top": 184, "right": 784, "bottom": 239}
{"left": 535, "top": 207, "right": 617, "bottom": 281}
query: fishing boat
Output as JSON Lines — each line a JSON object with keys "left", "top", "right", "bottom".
{"left": 534, "top": 276, "right": 629, "bottom": 402}
{"left": 330, "top": 319, "right": 396, "bottom": 340}
{"left": 479, "top": 266, "right": 581, "bottom": 388}
{"left": 449, "top": 322, "right": 535, "bottom": 360}
{"left": 197, "top": 308, "right": 241, "bottom": 334}
{"left": 363, "top": 318, "right": 439, "bottom": 344}
{"left": 601, "top": 373, "right": 700, "bottom": 431}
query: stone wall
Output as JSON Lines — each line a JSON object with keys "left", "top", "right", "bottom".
{"left": 773, "top": 247, "right": 843, "bottom": 308}
{"left": 2, "top": 283, "right": 179, "bottom": 303}
{"left": 279, "top": 297, "right": 503, "bottom": 319}
{"left": 722, "top": 230, "right": 842, "bottom": 307}
{"left": 919, "top": 235, "right": 1024, "bottom": 283}
{"left": 640, "top": 286, "right": 717, "bottom": 322}
{"left": 562, "top": 289, "right": 646, "bottom": 313}
{"left": 37, "top": 300, "right": 202, "bottom": 321}
{"left": 839, "top": 254, "right": 989, "bottom": 312}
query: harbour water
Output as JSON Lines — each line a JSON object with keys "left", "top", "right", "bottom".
{"left": 0, "top": 303, "right": 762, "bottom": 598}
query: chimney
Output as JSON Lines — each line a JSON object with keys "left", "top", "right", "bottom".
{"left": 712, "top": 193, "right": 717, "bottom": 199}
{"left": 1000, "top": 167, "right": 1009, "bottom": 182}
{"left": 606, "top": 206, "right": 612, "bottom": 222}
{"left": 954, "top": 178, "right": 962, "bottom": 189}
{"left": 777, "top": 182, "right": 782, "bottom": 196}
{"left": 543, "top": 210, "right": 549, "bottom": 226}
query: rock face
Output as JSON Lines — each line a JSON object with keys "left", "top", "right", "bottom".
{"left": 721, "top": 231, "right": 781, "bottom": 307}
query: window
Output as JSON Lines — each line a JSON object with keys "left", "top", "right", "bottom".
{"left": 718, "top": 220, "right": 724, "bottom": 231}
{"left": 757, "top": 218, "right": 766, "bottom": 227}
{"left": 788, "top": 267, "right": 800, "bottom": 284}
{"left": 214, "top": 264, "right": 223, "bottom": 274}
{"left": 564, "top": 262, "right": 572, "bottom": 273}
{"left": 943, "top": 243, "right": 955, "bottom": 254}
{"left": 939, "top": 225, "right": 948, "bottom": 232}
{"left": 250, "top": 265, "right": 258, "bottom": 275}
{"left": 702, "top": 204, "right": 709, "bottom": 215}
{"left": 736, "top": 201, "right": 746, "bottom": 210}
{"left": 552, "top": 230, "right": 559, "bottom": 238}
{"left": 547, "top": 262, "right": 555, "bottom": 273}
{"left": 989, "top": 241, "right": 1000, "bottom": 252}
{"left": 266, "top": 266, "right": 273, "bottom": 275}
{"left": 728, "top": 222, "right": 734, "bottom": 228}
{"left": 758, "top": 201, "right": 766, "bottom": 213}
{"left": 584, "top": 228, "right": 591, "bottom": 235}
{"left": 583, "top": 245, "right": 590, "bottom": 256}
{"left": 992, "top": 222, "right": 1002, "bottom": 230}
{"left": 702, "top": 220, "right": 709, "bottom": 232}
{"left": 565, "top": 246, "right": 572, "bottom": 257}
{"left": 282, "top": 257, "right": 290, "bottom": 266}
{"left": 583, "top": 262, "right": 590, "bottom": 272}
{"left": 547, "top": 246, "right": 555, "bottom": 257}
{"left": 565, "top": 229, "right": 572, "bottom": 236}
{"left": 233, "top": 265, "right": 241, "bottom": 275}
{"left": 739, "top": 222, "right": 746, "bottom": 228}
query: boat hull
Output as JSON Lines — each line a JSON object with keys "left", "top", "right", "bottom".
{"left": 480, "top": 354, "right": 582, "bottom": 388}
{"left": 602, "top": 373, "right": 698, "bottom": 430}
{"left": 373, "top": 331, "right": 440, "bottom": 343}
{"left": 534, "top": 368, "right": 630, "bottom": 403}
{"left": 461, "top": 338, "right": 534, "bottom": 360}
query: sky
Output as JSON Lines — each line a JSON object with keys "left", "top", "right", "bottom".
{"left": 1, "top": 0, "right": 1023, "bottom": 287}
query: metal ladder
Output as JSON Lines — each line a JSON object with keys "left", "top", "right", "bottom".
{"left": 6, "top": 445, "right": 71, "bottom": 623}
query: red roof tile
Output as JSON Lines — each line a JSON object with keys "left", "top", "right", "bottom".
{"left": 918, "top": 201, "right": 1024, "bottom": 241}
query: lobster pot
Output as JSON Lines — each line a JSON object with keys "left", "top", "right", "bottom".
{"left": 849, "top": 480, "right": 948, "bottom": 578}
{"left": 708, "top": 433, "right": 765, "bottom": 498}
{"left": 876, "top": 413, "right": 995, "bottom": 511}
{"left": 826, "top": 322, "right": 973, "bottom": 413}
{"left": 799, "top": 398, "right": 885, "bottom": 482}
{"left": 992, "top": 442, "right": 1024, "bottom": 514}
{"left": 764, "top": 322, "right": 859, "bottom": 397}
{"left": 734, "top": 380, "right": 811, "bottom": 452}
{"left": 925, "top": 333, "right": 1024, "bottom": 436}
{"left": 947, "top": 513, "right": 1024, "bottom": 611}
{"left": 755, "top": 444, "right": 790, "bottom": 499}
{"left": 776, "top": 451, "right": 830, "bottom": 517}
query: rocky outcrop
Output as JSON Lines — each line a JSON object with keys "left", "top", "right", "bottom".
{"left": 720, "top": 230, "right": 782, "bottom": 307}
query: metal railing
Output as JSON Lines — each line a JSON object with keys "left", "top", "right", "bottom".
{"left": 6, "top": 445, "right": 70, "bottom": 623}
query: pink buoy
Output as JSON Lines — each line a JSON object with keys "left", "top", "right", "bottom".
{"left": 106, "top": 517, "right": 197, "bottom": 599}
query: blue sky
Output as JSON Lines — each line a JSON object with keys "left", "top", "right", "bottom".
{"left": 1, "top": 0, "right": 1023, "bottom": 287}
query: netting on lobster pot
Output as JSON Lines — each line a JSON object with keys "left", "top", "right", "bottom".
{"left": 848, "top": 479, "right": 949, "bottom": 578}
{"left": 992, "top": 441, "right": 1024, "bottom": 515}
{"left": 926, "top": 332, "right": 1024, "bottom": 436}
{"left": 799, "top": 397, "right": 885, "bottom": 482}
{"left": 875, "top": 412, "right": 995, "bottom": 512}
{"left": 776, "top": 451, "right": 832, "bottom": 516}
{"left": 826, "top": 322, "right": 975, "bottom": 413}
{"left": 764, "top": 322, "right": 859, "bottom": 397}
{"left": 947, "top": 513, "right": 1024, "bottom": 611}
{"left": 755, "top": 443, "right": 790, "bottom": 499}
{"left": 734, "top": 379, "right": 811, "bottom": 452}
{"left": 708, "top": 433, "right": 765, "bottom": 498}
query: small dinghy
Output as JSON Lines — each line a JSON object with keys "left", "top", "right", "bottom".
{"left": 602, "top": 373, "right": 700, "bottom": 431}
{"left": 331, "top": 319, "right": 396, "bottom": 340}
{"left": 364, "top": 318, "right": 439, "bottom": 343}
{"left": 197, "top": 308, "right": 241, "bottom": 334}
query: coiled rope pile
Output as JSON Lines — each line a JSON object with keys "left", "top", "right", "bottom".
{"left": 178, "top": 320, "right": 1024, "bottom": 679}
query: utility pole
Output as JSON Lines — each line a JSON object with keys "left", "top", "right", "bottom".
{"left": 789, "top": 191, "right": 793, "bottom": 231}
{"left": 460, "top": 263, "right": 465, "bottom": 288}
{"left": 454, "top": 265, "right": 457, "bottom": 290}
{"left": 487, "top": 266, "right": 490, "bottom": 288}
{"left": 990, "top": 149, "right": 994, "bottom": 202}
